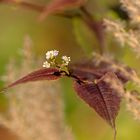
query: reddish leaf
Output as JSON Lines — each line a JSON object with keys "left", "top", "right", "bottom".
{"left": 69, "top": 59, "right": 132, "bottom": 83}
{"left": 74, "top": 72, "right": 123, "bottom": 139}
{"left": 3, "top": 68, "right": 62, "bottom": 90}
{"left": 40, "top": 0, "right": 86, "bottom": 20}
{"left": 69, "top": 65, "right": 104, "bottom": 81}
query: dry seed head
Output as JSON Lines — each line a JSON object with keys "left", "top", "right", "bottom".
{"left": 0, "top": 38, "right": 74, "bottom": 140}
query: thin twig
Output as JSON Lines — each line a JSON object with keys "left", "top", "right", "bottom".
{"left": 80, "top": 7, "right": 105, "bottom": 55}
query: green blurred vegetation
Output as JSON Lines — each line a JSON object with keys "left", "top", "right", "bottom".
{"left": 1, "top": 0, "right": 140, "bottom": 140}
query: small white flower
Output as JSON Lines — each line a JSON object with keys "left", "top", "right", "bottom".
{"left": 62, "top": 56, "right": 71, "bottom": 65}
{"left": 46, "top": 51, "right": 53, "bottom": 60}
{"left": 53, "top": 50, "right": 59, "bottom": 57}
{"left": 43, "top": 61, "right": 50, "bottom": 68}
{"left": 46, "top": 50, "right": 59, "bottom": 60}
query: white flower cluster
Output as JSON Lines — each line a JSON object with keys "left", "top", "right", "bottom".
{"left": 43, "top": 50, "right": 71, "bottom": 68}
{"left": 62, "top": 56, "right": 71, "bottom": 66}
{"left": 43, "top": 61, "right": 51, "bottom": 68}
{"left": 46, "top": 50, "right": 59, "bottom": 60}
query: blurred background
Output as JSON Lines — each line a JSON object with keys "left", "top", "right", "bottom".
{"left": 0, "top": 0, "right": 140, "bottom": 140}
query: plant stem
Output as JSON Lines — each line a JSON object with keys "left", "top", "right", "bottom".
{"left": 80, "top": 7, "right": 105, "bottom": 55}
